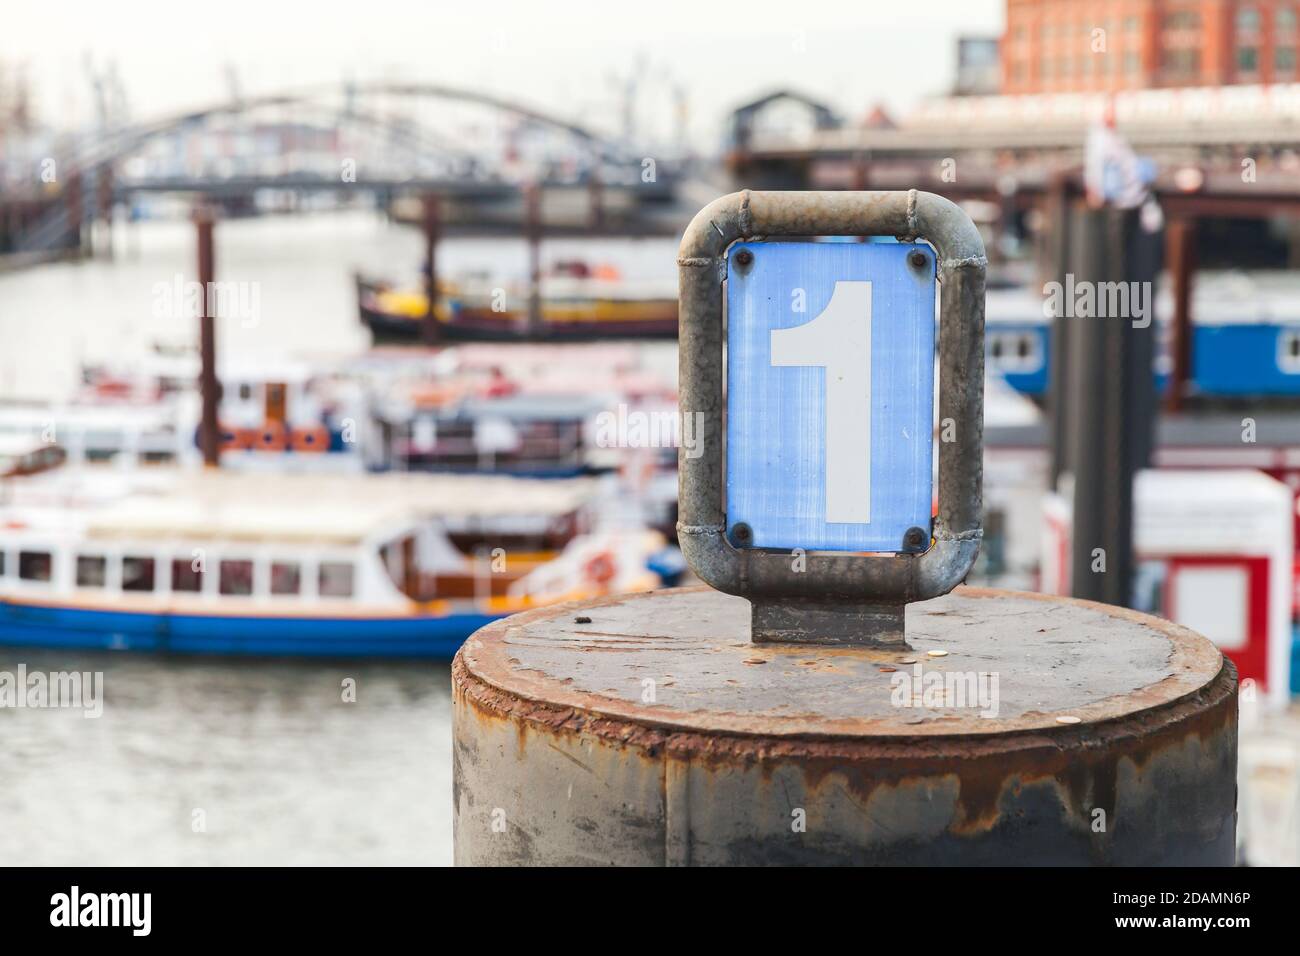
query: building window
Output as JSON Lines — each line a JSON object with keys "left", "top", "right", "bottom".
{"left": 1279, "top": 47, "right": 1298, "bottom": 71}
{"left": 1281, "top": 7, "right": 1298, "bottom": 33}
{"left": 1125, "top": 51, "right": 1141, "bottom": 73}
{"left": 1238, "top": 46, "right": 1260, "bottom": 72}
{"left": 1237, "top": 7, "right": 1261, "bottom": 33}
{"left": 1165, "top": 49, "right": 1200, "bottom": 74}
{"left": 219, "top": 559, "right": 255, "bottom": 596}
{"left": 122, "top": 556, "right": 156, "bottom": 592}
{"left": 1165, "top": 10, "right": 1200, "bottom": 30}
{"left": 76, "top": 555, "right": 107, "bottom": 588}
{"left": 18, "top": 550, "right": 52, "bottom": 582}
{"left": 171, "top": 557, "right": 203, "bottom": 592}
{"left": 319, "top": 562, "right": 355, "bottom": 598}
{"left": 1125, "top": 16, "right": 1139, "bottom": 32}
{"left": 270, "top": 561, "right": 302, "bottom": 596}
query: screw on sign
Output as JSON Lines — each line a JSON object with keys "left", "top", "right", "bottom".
{"left": 681, "top": 190, "right": 985, "bottom": 645}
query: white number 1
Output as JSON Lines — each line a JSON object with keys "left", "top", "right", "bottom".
{"left": 770, "top": 280, "right": 872, "bottom": 523}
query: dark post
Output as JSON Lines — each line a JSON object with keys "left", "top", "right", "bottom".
{"left": 421, "top": 193, "right": 441, "bottom": 346}
{"left": 851, "top": 151, "right": 870, "bottom": 191}
{"left": 525, "top": 183, "right": 543, "bottom": 336}
{"left": 1165, "top": 215, "right": 1196, "bottom": 413}
{"left": 1066, "top": 205, "right": 1159, "bottom": 606}
{"left": 96, "top": 164, "right": 114, "bottom": 260}
{"left": 587, "top": 166, "right": 604, "bottom": 233}
{"left": 65, "top": 172, "right": 84, "bottom": 254}
{"left": 194, "top": 203, "right": 220, "bottom": 468}
{"left": 1044, "top": 175, "right": 1072, "bottom": 489}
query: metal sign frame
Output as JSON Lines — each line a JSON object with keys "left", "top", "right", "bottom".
{"left": 676, "top": 190, "right": 986, "bottom": 646}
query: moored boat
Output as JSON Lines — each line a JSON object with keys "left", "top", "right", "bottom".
{"left": 0, "top": 470, "right": 664, "bottom": 659}
{"left": 356, "top": 262, "right": 679, "bottom": 343}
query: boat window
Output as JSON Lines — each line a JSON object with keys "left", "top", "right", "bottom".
{"left": 76, "top": 555, "right": 108, "bottom": 588}
{"left": 219, "top": 560, "right": 255, "bottom": 596}
{"left": 270, "top": 561, "right": 302, "bottom": 595}
{"left": 85, "top": 447, "right": 121, "bottom": 464}
{"left": 139, "top": 450, "right": 175, "bottom": 465}
{"left": 171, "top": 557, "right": 203, "bottom": 592}
{"left": 319, "top": 561, "right": 354, "bottom": 598}
{"left": 18, "top": 550, "right": 51, "bottom": 582}
{"left": 122, "top": 556, "right": 156, "bottom": 592}
{"left": 0, "top": 551, "right": 5, "bottom": 576}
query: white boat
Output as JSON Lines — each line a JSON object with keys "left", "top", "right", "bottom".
{"left": 0, "top": 469, "right": 664, "bottom": 658}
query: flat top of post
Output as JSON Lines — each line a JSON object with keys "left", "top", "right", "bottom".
{"left": 458, "top": 586, "right": 1226, "bottom": 740}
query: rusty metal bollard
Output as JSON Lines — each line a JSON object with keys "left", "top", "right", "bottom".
{"left": 453, "top": 587, "right": 1236, "bottom": 865}
{"left": 451, "top": 191, "right": 1237, "bottom": 865}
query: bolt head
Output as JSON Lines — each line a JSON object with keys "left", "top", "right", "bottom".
{"left": 908, "top": 250, "right": 928, "bottom": 269}
{"left": 903, "top": 526, "right": 928, "bottom": 551}
{"left": 734, "top": 249, "right": 754, "bottom": 266}
{"left": 729, "top": 522, "right": 754, "bottom": 547}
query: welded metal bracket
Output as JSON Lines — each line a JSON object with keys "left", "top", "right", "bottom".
{"left": 676, "top": 190, "right": 986, "bottom": 646}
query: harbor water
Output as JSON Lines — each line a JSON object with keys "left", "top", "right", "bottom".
{"left": 0, "top": 209, "right": 678, "bottom": 865}
{"left": 0, "top": 650, "right": 454, "bottom": 865}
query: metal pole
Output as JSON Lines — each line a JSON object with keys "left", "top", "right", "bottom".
{"left": 1165, "top": 215, "right": 1196, "bottom": 413}
{"left": 1045, "top": 177, "right": 1072, "bottom": 489}
{"left": 194, "top": 202, "right": 220, "bottom": 468}
{"left": 65, "top": 173, "right": 84, "bottom": 254}
{"left": 525, "top": 183, "right": 542, "bottom": 336}
{"left": 1122, "top": 206, "right": 1161, "bottom": 473}
{"left": 1067, "top": 206, "right": 1158, "bottom": 606}
{"left": 421, "top": 193, "right": 441, "bottom": 346}
{"left": 97, "top": 164, "right": 114, "bottom": 260}
{"left": 588, "top": 166, "right": 604, "bottom": 233}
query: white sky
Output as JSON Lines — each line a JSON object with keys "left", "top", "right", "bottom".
{"left": 1, "top": 0, "right": 1003, "bottom": 148}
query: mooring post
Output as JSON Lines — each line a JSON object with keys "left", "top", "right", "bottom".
{"left": 451, "top": 191, "right": 1237, "bottom": 867}
{"left": 1165, "top": 214, "right": 1196, "bottom": 413}
{"left": 1065, "top": 205, "right": 1158, "bottom": 608}
{"left": 1045, "top": 174, "right": 1073, "bottom": 491}
{"left": 421, "top": 193, "right": 441, "bottom": 346}
{"left": 524, "top": 182, "right": 543, "bottom": 336}
{"left": 588, "top": 165, "right": 604, "bottom": 233}
{"left": 194, "top": 201, "right": 220, "bottom": 468}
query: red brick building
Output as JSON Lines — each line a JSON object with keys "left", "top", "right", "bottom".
{"left": 1002, "top": 0, "right": 1300, "bottom": 93}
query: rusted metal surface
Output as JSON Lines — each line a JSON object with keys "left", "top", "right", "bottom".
{"left": 675, "top": 190, "right": 986, "bottom": 645}
{"left": 454, "top": 586, "right": 1237, "bottom": 865}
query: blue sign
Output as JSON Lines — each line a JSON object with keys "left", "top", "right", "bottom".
{"left": 726, "top": 241, "right": 936, "bottom": 552}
